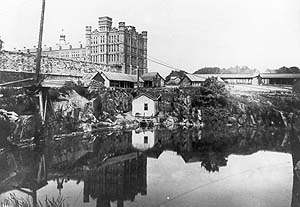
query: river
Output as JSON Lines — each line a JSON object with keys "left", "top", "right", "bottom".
{"left": 0, "top": 126, "right": 298, "bottom": 207}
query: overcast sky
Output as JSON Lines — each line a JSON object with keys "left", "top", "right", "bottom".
{"left": 1, "top": 0, "right": 300, "bottom": 76}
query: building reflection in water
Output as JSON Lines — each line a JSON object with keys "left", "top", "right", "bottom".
{"left": 83, "top": 152, "right": 147, "bottom": 207}
{"left": 131, "top": 129, "right": 157, "bottom": 151}
{"left": 0, "top": 126, "right": 293, "bottom": 207}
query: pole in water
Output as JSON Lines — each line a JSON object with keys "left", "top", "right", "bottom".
{"left": 35, "top": 0, "right": 46, "bottom": 83}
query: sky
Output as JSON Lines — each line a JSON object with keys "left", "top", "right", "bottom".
{"left": 1, "top": 0, "right": 300, "bottom": 76}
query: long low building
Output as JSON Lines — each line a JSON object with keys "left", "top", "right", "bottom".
{"left": 184, "top": 73, "right": 300, "bottom": 86}
{"left": 81, "top": 71, "right": 144, "bottom": 88}
{"left": 101, "top": 72, "right": 144, "bottom": 88}
{"left": 195, "top": 73, "right": 258, "bottom": 85}
{"left": 259, "top": 73, "right": 300, "bottom": 85}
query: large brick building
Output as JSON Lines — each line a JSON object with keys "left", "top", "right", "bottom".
{"left": 86, "top": 16, "right": 148, "bottom": 75}
{"left": 19, "top": 16, "right": 148, "bottom": 75}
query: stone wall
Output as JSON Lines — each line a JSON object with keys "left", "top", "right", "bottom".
{"left": 0, "top": 50, "right": 119, "bottom": 77}
{"left": 0, "top": 70, "right": 81, "bottom": 84}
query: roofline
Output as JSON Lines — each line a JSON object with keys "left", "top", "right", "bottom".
{"left": 142, "top": 72, "right": 165, "bottom": 81}
{"left": 182, "top": 74, "right": 206, "bottom": 83}
{"left": 133, "top": 93, "right": 161, "bottom": 101}
{"left": 101, "top": 72, "right": 144, "bottom": 82}
{"left": 83, "top": 72, "right": 100, "bottom": 80}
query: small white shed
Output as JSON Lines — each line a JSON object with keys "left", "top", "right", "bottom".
{"left": 132, "top": 93, "right": 161, "bottom": 117}
{"left": 131, "top": 130, "right": 156, "bottom": 151}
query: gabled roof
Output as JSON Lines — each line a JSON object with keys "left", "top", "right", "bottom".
{"left": 102, "top": 72, "right": 144, "bottom": 83}
{"left": 184, "top": 73, "right": 206, "bottom": 82}
{"left": 142, "top": 72, "right": 165, "bottom": 81}
{"left": 260, "top": 73, "right": 300, "bottom": 79}
{"left": 82, "top": 72, "right": 100, "bottom": 80}
{"left": 133, "top": 93, "right": 161, "bottom": 101}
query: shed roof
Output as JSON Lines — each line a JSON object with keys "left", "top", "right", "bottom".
{"left": 184, "top": 74, "right": 206, "bottom": 82}
{"left": 260, "top": 73, "right": 300, "bottom": 79}
{"left": 102, "top": 72, "right": 144, "bottom": 83}
{"left": 133, "top": 93, "right": 161, "bottom": 101}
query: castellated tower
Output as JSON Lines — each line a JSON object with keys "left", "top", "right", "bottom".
{"left": 98, "top": 16, "right": 112, "bottom": 32}
{"left": 85, "top": 16, "right": 148, "bottom": 74}
{"left": 85, "top": 26, "right": 92, "bottom": 62}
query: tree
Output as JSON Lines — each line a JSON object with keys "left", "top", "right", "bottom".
{"left": 193, "top": 66, "right": 259, "bottom": 74}
{"left": 165, "top": 70, "right": 187, "bottom": 83}
{"left": 194, "top": 67, "right": 221, "bottom": 74}
{"left": 276, "top": 66, "right": 300, "bottom": 74}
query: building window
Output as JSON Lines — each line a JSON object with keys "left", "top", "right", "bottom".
{"left": 144, "top": 103, "right": 148, "bottom": 111}
{"left": 144, "top": 136, "right": 148, "bottom": 144}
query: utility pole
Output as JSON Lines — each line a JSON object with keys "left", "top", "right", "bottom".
{"left": 35, "top": 0, "right": 46, "bottom": 124}
{"left": 35, "top": 0, "right": 46, "bottom": 83}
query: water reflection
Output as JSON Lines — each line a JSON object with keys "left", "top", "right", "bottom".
{"left": 0, "top": 147, "right": 48, "bottom": 207}
{"left": 83, "top": 152, "right": 146, "bottom": 207}
{"left": 0, "top": 126, "right": 295, "bottom": 206}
